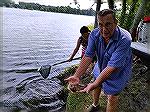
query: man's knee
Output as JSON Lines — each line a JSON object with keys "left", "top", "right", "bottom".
{"left": 107, "top": 95, "right": 119, "bottom": 103}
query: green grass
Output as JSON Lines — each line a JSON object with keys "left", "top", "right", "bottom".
{"left": 66, "top": 91, "right": 107, "bottom": 112}
{"left": 59, "top": 62, "right": 150, "bottom": 112}
{"left": 66, "top": 92, "right": 92, "bottom": 112}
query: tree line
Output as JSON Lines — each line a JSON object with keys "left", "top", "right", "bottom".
{"left": 1, "top": 0, "right": 150, "bottom": 41}
{"left": 0, "top": 1, "right": 96, "bottom": 16}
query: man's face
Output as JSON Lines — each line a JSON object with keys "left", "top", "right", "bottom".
{"left": 97, "top": 14, "right": 117, "bottom": 39}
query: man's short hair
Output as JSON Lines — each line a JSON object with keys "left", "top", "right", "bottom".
{"left": 97, "top": 9, "right": 116, "bottom": 21}
{"left": 80, "top": 26, "right": 90, "bottom": 34}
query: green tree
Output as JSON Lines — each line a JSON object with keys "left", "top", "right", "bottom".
{"left": 119, "top": 0, "right": 127, "bottom": 27}
{"left": 0, "top": 0, "right": 13, "bottom": 3}
{"left": 0, "top": 0, "right": 14, "bottom": 7}
{"left": 130, "top": 0, "right": 149, "bottom": 41}
{"left": 125, "top": 0, "right": 139, "bottom": 30}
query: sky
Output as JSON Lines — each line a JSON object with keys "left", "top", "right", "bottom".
{"left": 13, "top": 0, "right": 109, "bottom": 10}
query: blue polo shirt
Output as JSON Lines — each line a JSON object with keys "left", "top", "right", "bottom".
{"left": 85, "top": 26, "right": 132, "bottom": 95}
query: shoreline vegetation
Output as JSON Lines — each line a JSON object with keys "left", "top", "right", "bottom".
{"left": 56, "top": 61, "right": 150, "bottom": 112}
{"left": 0, "top": 2, "right": 95, "bottom": 16}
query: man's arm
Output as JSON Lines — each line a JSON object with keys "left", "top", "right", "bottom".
{"left": 74, "top": 56, "right": 92, "bottom": 78}
{"left": 65, "top": 56, "right": 92, "bottom": 85}
{"left": 94, "top": 66, "right": 118, "bottom": 86}
{"left": 65, "top": 29, "right": 96, "bottom": 84}
{"left": 80, "top": 66, "right": 118, "bottom": 93}
{"left": 68, "top": 38, "right": 81, "bottom": 61}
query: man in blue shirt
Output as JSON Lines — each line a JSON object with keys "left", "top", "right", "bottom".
{"left": 65, "top": 9, "right": 132, "bottom": 112}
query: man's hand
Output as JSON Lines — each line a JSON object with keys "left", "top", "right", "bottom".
{"left": 79, "top": 82, "right": 97, "bottom": 93}
{"left": 64, "top": 75, "right": 80, "bottom": 85}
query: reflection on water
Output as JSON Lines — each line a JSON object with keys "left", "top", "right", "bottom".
{"left": 1, "top": 7, "right": 94, "bottom": 111}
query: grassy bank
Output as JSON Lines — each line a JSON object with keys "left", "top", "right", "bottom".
{"left": 56, "top": 62, "right": 150, "bottom": 112}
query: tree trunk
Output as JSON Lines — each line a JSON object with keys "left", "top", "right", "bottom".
{"left": 125, "top": 0, "right": 138, "bottom": 30}
{"left": 130, "top": 0, "right": 147, "bottom": 41}
{"left": 107, "top": 0, "right": 114, "bottom": 10}
{"left": 94, "top": 0, "right": 101, "bottom": 28}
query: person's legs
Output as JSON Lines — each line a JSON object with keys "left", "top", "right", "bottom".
{"left": 87, "top": 62, "right": 101, "bottom": 111}
{"left": 92, "top": 87, "right": 101, "bottom": 106}
{"left": 106, "top": 95, "right": 119, "bottom": 112}
{"left": 87, "top": 87, "right": 101, "bottom": 112}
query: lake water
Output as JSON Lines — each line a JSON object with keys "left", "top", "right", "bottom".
{"left": 0, "top": 7, "right": 94, "bottom": 111}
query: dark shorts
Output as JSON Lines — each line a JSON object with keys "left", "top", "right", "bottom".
{"left": 92, "top": 62, "right": 128, "bottom": 95}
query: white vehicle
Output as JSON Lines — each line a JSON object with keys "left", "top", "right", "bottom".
{"left": 131, "top": 16, "right": 150, "bottom": 66}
